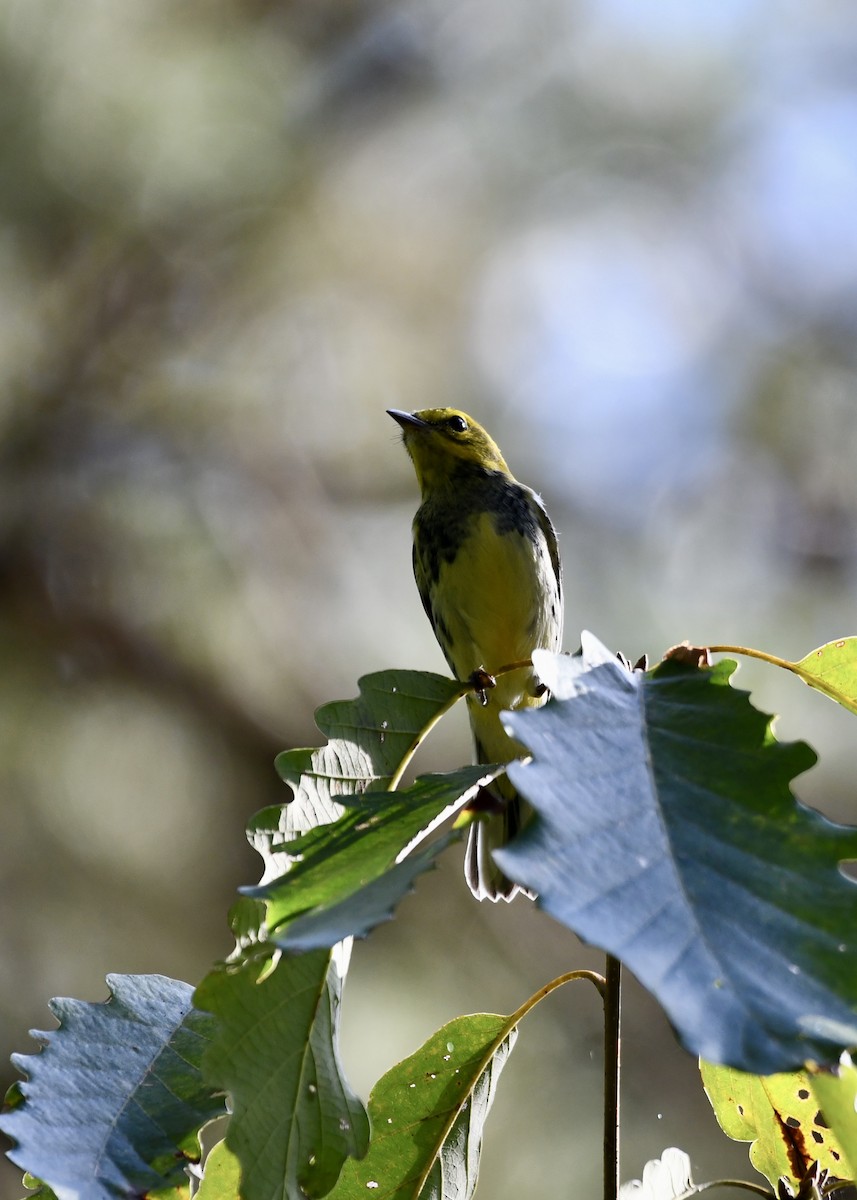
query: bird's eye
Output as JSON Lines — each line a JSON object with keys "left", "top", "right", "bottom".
{"left": 447, "top": 415, "right": 468, "bottom": 433}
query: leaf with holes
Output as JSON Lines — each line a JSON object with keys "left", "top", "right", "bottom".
{"left": 807, "top": 1056, "right": 857, "bottom": 1183}
{"left": 497, "top": 633, "right": 857, "bottom": 1072}
{"left": 701, "top": 1060, "right": 852, "bottom": 1189}
{"left": 0, "top": 975, "right": 225, "bottom": 1200}
{"left": 326, "top": 1013, "right": 517, "bottom": 1200}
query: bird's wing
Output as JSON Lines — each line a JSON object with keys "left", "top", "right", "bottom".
{"left": 532, "top": 489, "right": 562, "bottom": 605}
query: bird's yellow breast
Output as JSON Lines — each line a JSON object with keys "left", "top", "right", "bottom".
{"left": 428, "top": 510, "right": 558, "bottom": 684}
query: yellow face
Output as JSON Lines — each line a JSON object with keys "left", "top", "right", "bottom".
{"left": 388, "top": 408, "right": 510, "bottom": 493}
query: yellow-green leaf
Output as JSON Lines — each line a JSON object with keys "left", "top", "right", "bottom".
{"left": 795, "top": 638, "right": 857, "bottom": 715}
{"left": 701, "top": 1060, "right": 851, "bottom": 1188}
{"left": 808, "top": 1056, "right": 857, "bottom": 1183}
{"left": 197, "top": 1140, "right": 242, "bottom": 1200}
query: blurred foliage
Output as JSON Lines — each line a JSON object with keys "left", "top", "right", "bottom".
{"left": 2, "top": 0, "right": 857, "bottom": 1195}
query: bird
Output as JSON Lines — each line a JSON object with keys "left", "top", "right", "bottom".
{"left": 388, "top": 407, "right": 563, "bottom": 900}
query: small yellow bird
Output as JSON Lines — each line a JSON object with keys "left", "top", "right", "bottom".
{"left": 389, "top": 407, "right": 563, "bottom": 901}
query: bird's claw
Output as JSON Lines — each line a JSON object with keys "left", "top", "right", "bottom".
{"left": 468, "top": 668, "right": 496, "bottom": 706}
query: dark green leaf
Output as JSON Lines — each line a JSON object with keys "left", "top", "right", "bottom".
{"left": 195, "top": 948, "right": 369, "bottom": 1200}
{"left": 224, "top": 896, "right": 268, "bottom": 958}
{"left": 498, "top": 634, "right": 857, "bottom": 1072}
{"left": 271, "top": 838, "right": 454, "bottom": 953}
{"left": 0, "top": 975, "right": 225, "bottom": 1200}
{"left": 250, "top": 766, "right": 500, "bottom": 952}
{"left": 327, "top": 1013, "right": 517, "bottom": 1200}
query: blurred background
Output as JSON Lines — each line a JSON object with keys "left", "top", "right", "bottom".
{"left": 2, "top": 0, "right": 857, "bottom": 1195}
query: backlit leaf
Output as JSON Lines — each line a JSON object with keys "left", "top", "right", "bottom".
{"left": 274, "top": 669, "right": 463, "bottom": 834}
{"left": 701, "top": 1059, "right": 851, "bottom": 1189}
{"left": 196, "top": 1140, "right": 242, "bottom": 1200}
{"left": 807, "top": 1055, "right": 857, "bottom": 1183}
{"left": 795, "top": 638, "right": 857, "bottom": 716}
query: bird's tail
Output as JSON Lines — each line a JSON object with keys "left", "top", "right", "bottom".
{"left": 463, "top": 780, "right": 533, "bottom": 902}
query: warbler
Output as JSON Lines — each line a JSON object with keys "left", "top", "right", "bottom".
{"left": 388, "top": 407, "right": 563, "bottom": 901}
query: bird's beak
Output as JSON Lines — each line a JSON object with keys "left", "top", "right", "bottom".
{"left": 387, "top": 409, "right": 428, "bottom": 431}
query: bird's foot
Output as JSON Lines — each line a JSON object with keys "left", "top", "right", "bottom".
{"left": 468, "top": 667, "right": 496, "bottom": 706}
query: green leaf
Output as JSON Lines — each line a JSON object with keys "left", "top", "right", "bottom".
{"left": 700, "top": 1059, "right": 852, "bottom": 1188}
{"left": 0, "top": 975, "right": 225, "bottom": 1200}
{"left": 247, "top": 671, "right": 466, "bottom": 932}
{"left": 250, "top": 766, "right": 501, "bottom": 952}
{"left": 270, "top": 841, "right": 456, "bottom": 953}
{"left": 795, "top": 638, "right": 857, "bottom": 716}
{"left": 19, "top": 1177, "right": 60, "bottom": 1200}
{"left": 808, "top": 1055, "right": 857, "bottom": 1183}
{"left": 224, "top": 896, "right": 268, "bottom": 958}
{"left": 498, "top": 633, "right": 857, "bottom": 1073}
{"left": 195, "top": 947, "right": 369, "bottom": 1200}
{"left": 274, "top": 669, "right": 464, "bottom": 831}
{"left": 325, "top": 971, "right": 595, "bottom": 1200}
{"left": 196, "top": 1140, "right": 242, "bottom": 1200}
{"left": 327, "top": 1013, "right": 517, "bottom": 1200}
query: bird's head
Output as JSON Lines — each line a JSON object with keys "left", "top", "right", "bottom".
{"left": 388, "top": 408, "right": 511, "bottom": 495}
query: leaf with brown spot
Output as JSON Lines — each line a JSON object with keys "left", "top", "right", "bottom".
{"left": 807, "top": 1056, "right": 857, "bottom": 1184}
{"left": 701, "top": 1061, "right": 851, "bottom": 1190}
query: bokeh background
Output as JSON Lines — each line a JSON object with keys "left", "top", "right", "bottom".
{"left": 3, "top": 0, "right": 857, "bottom": 1195}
